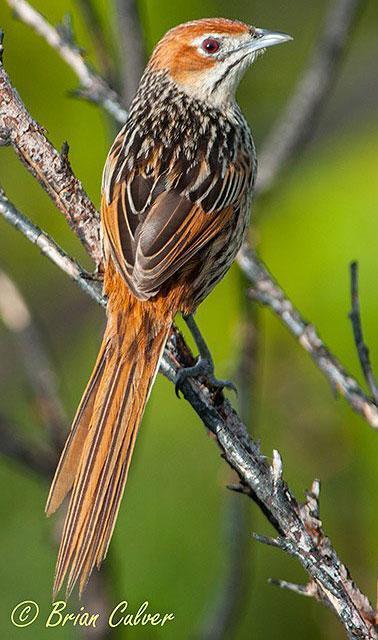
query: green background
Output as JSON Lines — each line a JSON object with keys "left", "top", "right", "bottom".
{"left": 1, "top": 0, "right": 378, "bottom": 638}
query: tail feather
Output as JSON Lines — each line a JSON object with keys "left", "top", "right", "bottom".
{"left": 54, "top": 356, "right": 127, "bottom": 595}
{"left": 64, "top": 361, "right": 138, "bottom": 595}
{"left": 45, "top": 339, "right": 109, "bottom": 515}
{"left": 47, "top": 295, "right": 172, "bottom": 598}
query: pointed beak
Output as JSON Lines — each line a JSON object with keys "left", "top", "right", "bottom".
{"left": 249, "top": 28, "right": 293, "bottom": 53}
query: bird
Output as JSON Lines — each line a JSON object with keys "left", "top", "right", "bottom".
{"left": 45, "top": 17, "right": 292, "bottom": 598}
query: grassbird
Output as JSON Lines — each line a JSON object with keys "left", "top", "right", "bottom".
{"left": 46, "top": 17, "right": 292, "bottom": 597}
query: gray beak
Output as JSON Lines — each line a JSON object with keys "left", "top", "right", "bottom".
{"left": 249, "top": 28, "right": 293, "bottom": 53}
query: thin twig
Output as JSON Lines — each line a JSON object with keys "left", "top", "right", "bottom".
{"left": 269, "top": 578, "right": 318, "bottom": 598}
{"left": 5, "top": 0, "right": 127, "bottom": 123}
{"left": 115, "top": 0, "right": 147, "bottom": 107}
{"left": 238, "top": 246, "right": 378, "bottom": 429}
{"left": 256, "top": 0, "right": 366, "bottom": 195}
{"left": 349, "top": 261, "right": 378, "bottom": 403}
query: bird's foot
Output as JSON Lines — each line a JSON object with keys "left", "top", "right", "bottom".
{"left": 175, "top": 312, "right": 237, "bottom": 397}
{"left": 175, "top": 356, "right": 237, "bottom": 398}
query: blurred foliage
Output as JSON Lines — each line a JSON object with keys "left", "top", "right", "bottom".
{"left": 0, "top": 0, "right": 378, "bottom": 639}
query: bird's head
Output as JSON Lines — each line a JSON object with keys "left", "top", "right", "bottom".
{"left": 149, "top": 18, "right": 292, "bottom": 107}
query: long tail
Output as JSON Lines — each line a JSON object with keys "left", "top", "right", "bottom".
{"left": 46, "top": 290, "right": 172, "bottom": 598}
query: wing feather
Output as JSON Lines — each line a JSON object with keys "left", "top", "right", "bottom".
{"left": 101, "top": 139, "right": 252, "bottom": 299}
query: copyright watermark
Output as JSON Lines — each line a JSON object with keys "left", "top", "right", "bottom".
{"left": 10, "top": 600, "right": 175, "bottom": 629}
{"left": 11, "top": 601, "right": 40, "bottom": 627}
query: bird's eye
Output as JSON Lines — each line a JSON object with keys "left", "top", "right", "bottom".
{"left": 201, "top": 37, "right": 220, "bottom": 54}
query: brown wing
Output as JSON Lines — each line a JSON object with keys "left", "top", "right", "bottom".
{"left": 101, "top": 143, "right": 252, "bottom": 300}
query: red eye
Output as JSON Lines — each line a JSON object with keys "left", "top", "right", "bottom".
{"left": 202, "top": 37, "right": 220, "bottom": 54}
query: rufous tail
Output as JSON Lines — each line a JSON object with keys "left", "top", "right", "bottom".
{"left": 46, "top": 289, "right": 172, "bottom": 598}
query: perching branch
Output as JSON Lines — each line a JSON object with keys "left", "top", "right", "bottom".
{"left": 349, "top": 261, "right": 378, "bottom": 404}
{"left": 151, "top": 334, "right": 378, "bottom": 639}
{"left": 256, "top": 0, "right": 366, "bottom": 195}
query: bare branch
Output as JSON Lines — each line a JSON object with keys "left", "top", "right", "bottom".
{"left": 256, "top": 0, "right": 366, "bottom": 195}
{"left": 266, "top": 479, "right": 376, "bottom": 632}
{"left": 269, "top": 578, "right": 318, "bottom": 598}
{"left": 163, "top": 337, "right": 377, "bottom": 638}
{"left": 115, "top": 0, "right": 146, "bottom": 107}
{"left": 349, "top": 261, "right": 378, "bottom": 403}
{"left": 238, "top": 246, "right": 378, "bottom": 429}
{"left": 5, "top": 0, "right": 127, "bottom": 123}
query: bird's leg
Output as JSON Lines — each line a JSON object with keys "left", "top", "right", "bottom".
{"left": 175, "top": 314, "right": 237, "bottom": 397}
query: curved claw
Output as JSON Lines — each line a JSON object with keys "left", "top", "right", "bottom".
{"left": 174, "top": 357, "right": 237, "bottom": 398}
{"left": 209, "top": 376, "right": 238, "bottom": 396}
